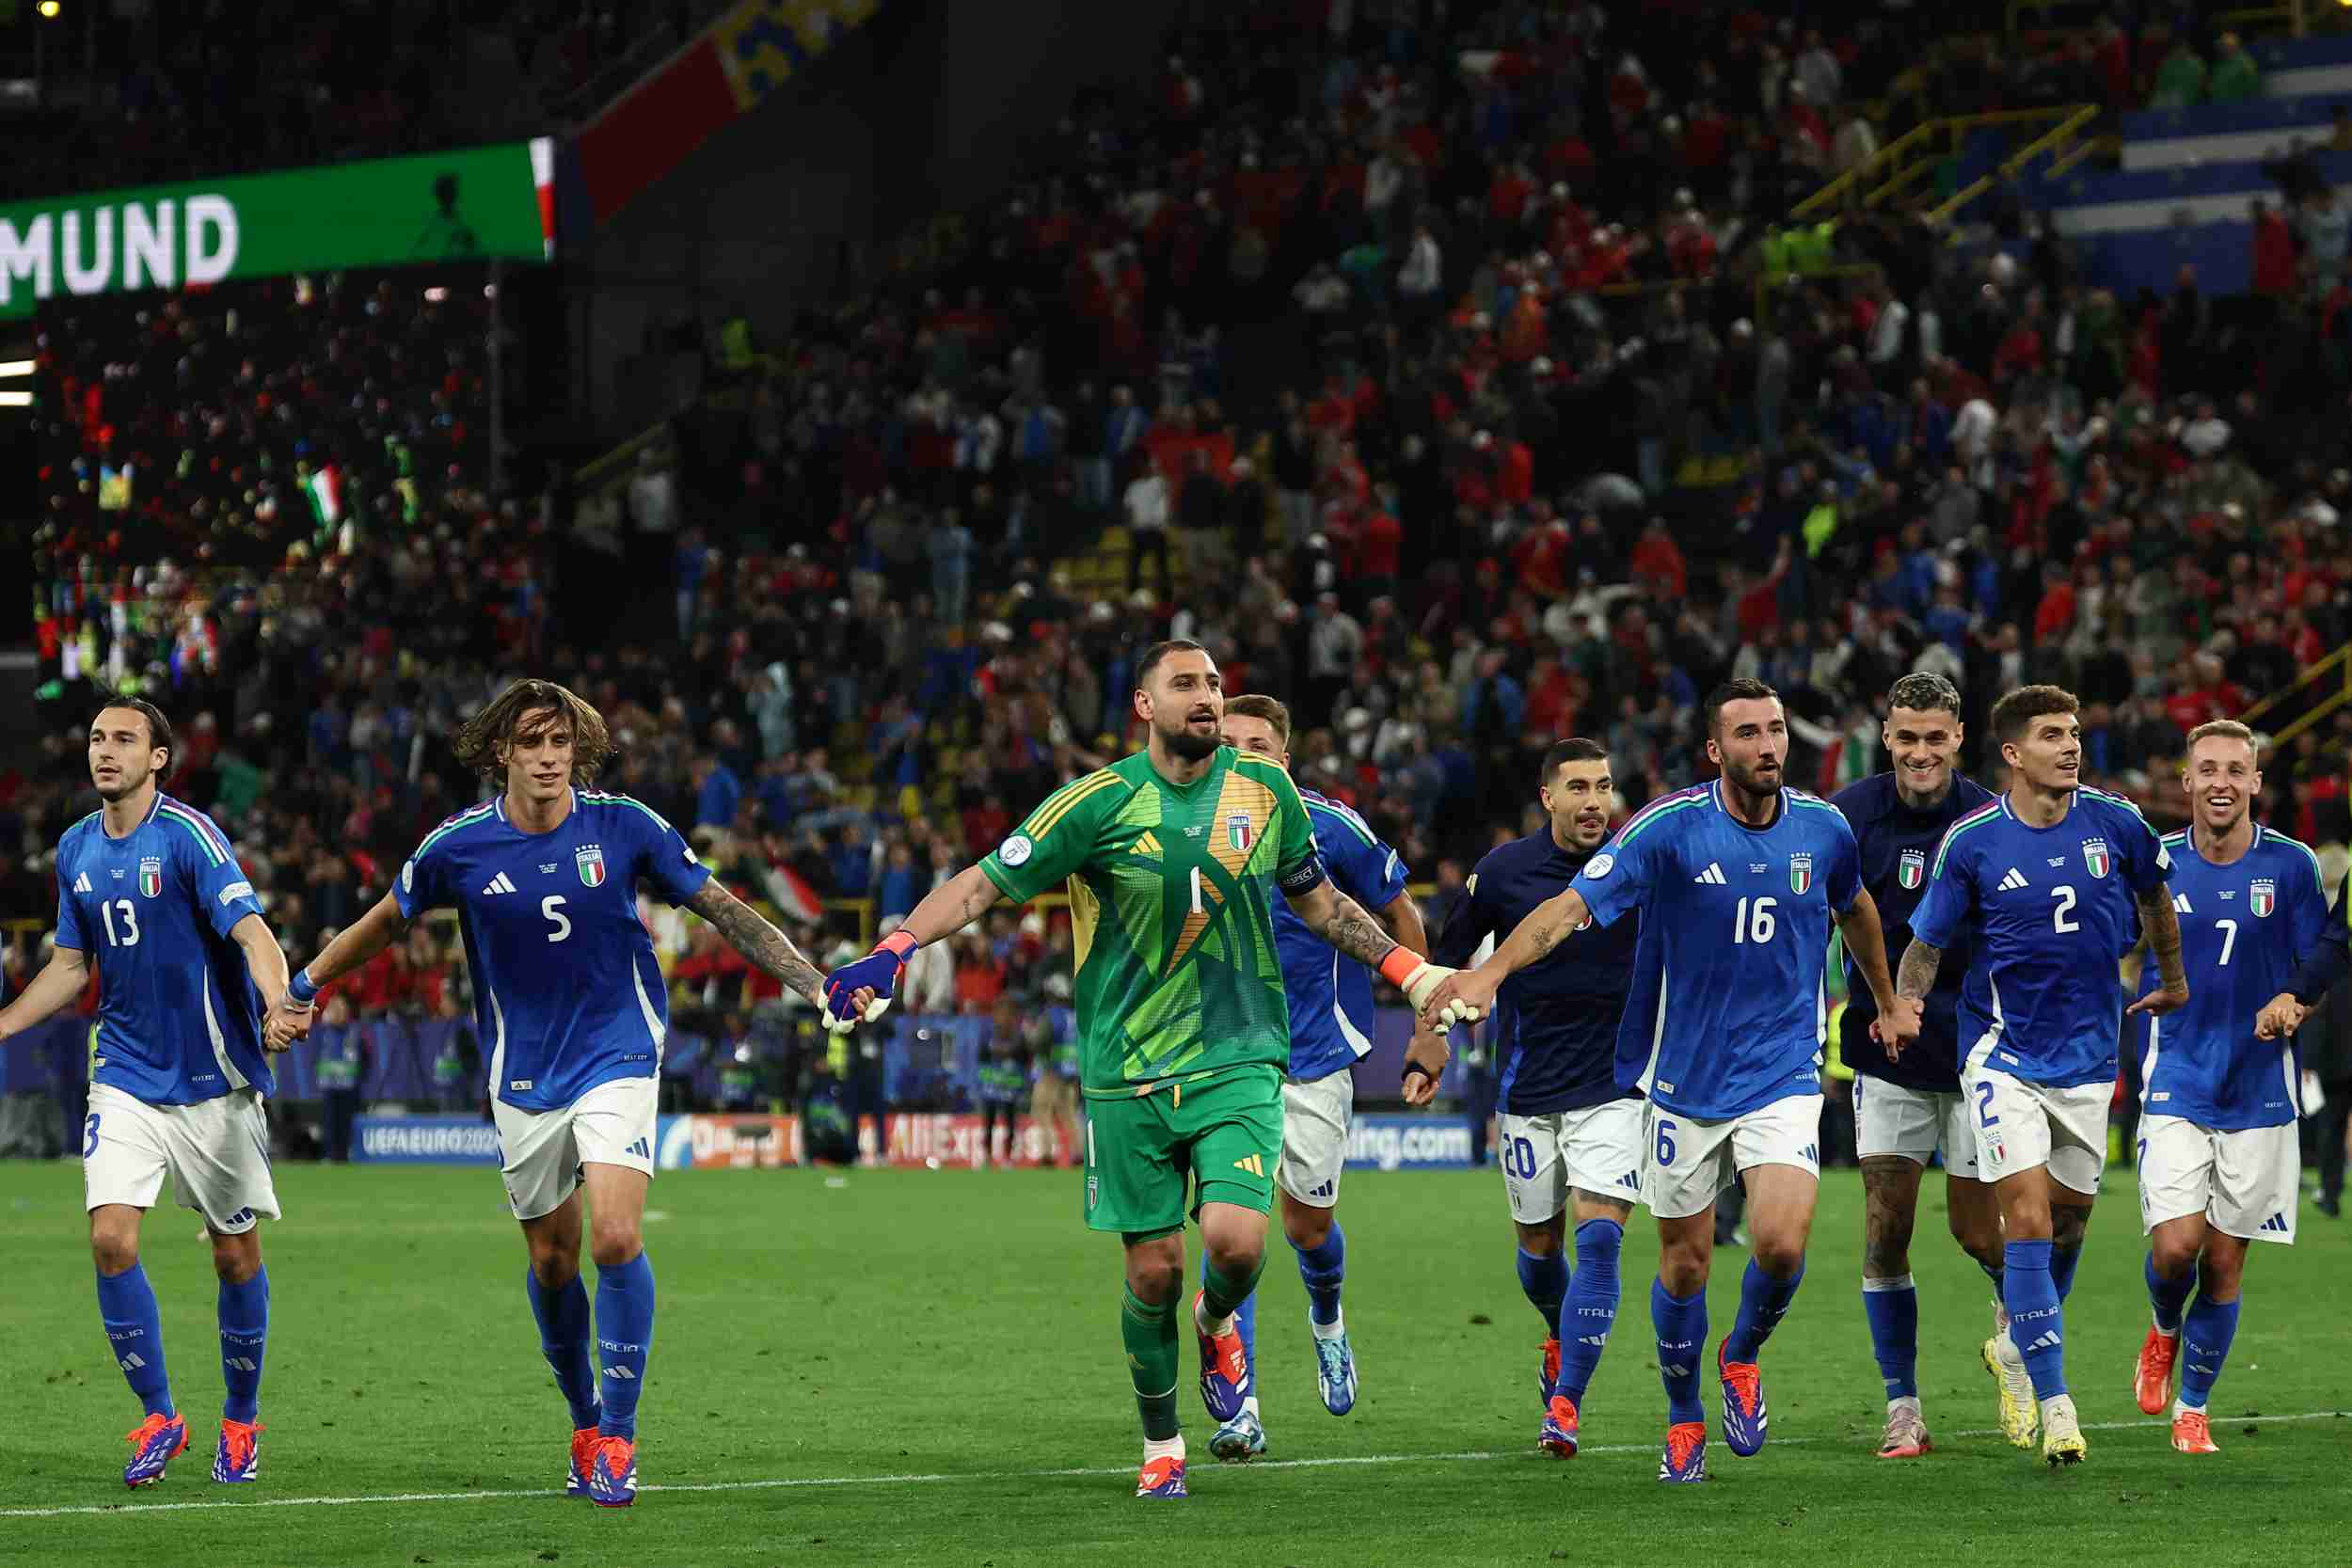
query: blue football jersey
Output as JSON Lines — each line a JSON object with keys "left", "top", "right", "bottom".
{"left": 1437, "top": 829, "right": 1639, "bottom": 1116}
{"left": 2135, "top": 825, "right": 2328, "bottom": 1131}
{"left": 1830, "top": 772, "right": 1996, "bottom": 1092}
{"left": 1912, "top": 786, "right": 2171, "bottom": 1089}
{"left": 393, "top": 788, "right": 711, "bottom": 1112}
{"left": 1276, "top": 789, "right": 1410, "bottom": 1083}
{"left": 1571, "top": 781, "right": 1862, "bottom": 1120}
{"left": 55, "top": 792, "right": 273, "bottom": 1106}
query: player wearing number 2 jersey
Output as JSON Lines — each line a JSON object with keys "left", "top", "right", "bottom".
{"left": 1419, "top": 680, "right": 1913, "bottom": 1484}
{"left": 1902, "top": 685, "right": 2185, "bottom": 1467}
{"left": 0, "top": 697, "right": 300, "bottom": 1491}
{"left": 819, "top": 641, "right": 1475, "bottom": 1498}
{"left": 267, "top": 679, "right": 831, "bottom": 1507}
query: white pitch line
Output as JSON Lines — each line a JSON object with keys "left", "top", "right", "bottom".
{"left": 3, "top": 1410, "right": 2343, "bottom": 1520}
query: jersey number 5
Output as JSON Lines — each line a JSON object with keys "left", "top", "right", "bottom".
{"left": 542, "top": 895, "right": 571, "bottom": 943}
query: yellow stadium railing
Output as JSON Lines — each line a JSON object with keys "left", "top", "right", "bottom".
{"left": 1790, "top": 104, "right": 2099, "bottom": 226}
{"left": 2233, "top": 640, "right": 2352, "bottom": 751}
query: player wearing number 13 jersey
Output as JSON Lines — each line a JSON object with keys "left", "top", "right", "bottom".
{"left": 820, "top": 641, "right": 1475, "bottom": 1498}
{"left": 1417, "top": 680, "right": 1912, "bottom": 1484}
{"left": 275, "top": 679, "right": 830, "bottom": 1507}
{"left": 1903, "top": 685, "right": 2184, "bottom": 1467}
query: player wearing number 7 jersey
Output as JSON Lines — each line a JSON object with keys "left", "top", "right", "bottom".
{"left": 1901, "top": 685, "right": 2185, "bottom": 1467}
{"left": 1419, "top": 680, "right": 1915, "bottom": 1483}
{"left": 262, "top": 679, "right": 832, "bottom": 1507}
{"left": 0, "top": 696, "right": 300, "bottom": 1491}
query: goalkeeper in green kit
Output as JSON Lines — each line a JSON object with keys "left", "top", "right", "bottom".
{"left": 821, "top": 641, "right": 1480, "bottom": 1497}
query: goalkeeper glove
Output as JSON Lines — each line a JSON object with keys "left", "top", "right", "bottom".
{"left": 822, "top": 929, "right": 918, "bottom": 1035}
{"left": 1377, "top": 949, "right": 1486, "bottom": 1025}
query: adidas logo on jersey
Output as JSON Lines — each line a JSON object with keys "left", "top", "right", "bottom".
{"left": 1129, "top": 832, "right": 1163, "bottom": 857}
{"left": 481, "top": 873, "right": 519, "bottom": 895}
{"left": 1693, "top": 862, "right": 1727, "bottom": 885}
{"left": 72, "top": 872, "right": 93, "bottom": 893}
{"left": 2260, "top": 1212, "right": 2291, "bottom": 1234}
{"left": 2174, "top": 893, "right": 2194, "bottom": 914}
{"left": 1998, "top": 868, "right": 2029, "bottom": 892}
{"left": 1232, "top": 1154, "right": 1267, "bottom": 1178}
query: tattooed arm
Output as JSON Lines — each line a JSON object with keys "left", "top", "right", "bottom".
{"left": 1284, "top": 880, "right": 1406, "bottom": 969}
{"left": 686, "top": 879, "right": 826, "bottom": 1006}
{"left": 2124, "top": 882, "right": 2190, "bottom": 1017}
{"left": 1894, "top": 936, "right": 1942, "bottom": 1002}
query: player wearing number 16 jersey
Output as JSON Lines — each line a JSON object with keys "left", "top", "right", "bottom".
{"left": 2127, "top": 721, "right": 2327, "bottom": 1455}
{"left": 0, "top": 697, "right": 298, "bottom": 1490}
{"left": 268, "top": 679, "right": 832, "bottom": 1507}
{"left": 1419, "top": 681, "right": 1915, "bottom": 1483}
{"left": 1903, "top": 685, "right": 2185, "bottom": 1466}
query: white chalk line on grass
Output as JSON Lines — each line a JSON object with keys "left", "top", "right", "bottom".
{"left": 4, "top": 1409, "right": 2344, "bottom": 1519}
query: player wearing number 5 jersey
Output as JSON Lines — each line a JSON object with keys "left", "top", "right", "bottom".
{"left": 264, "top": 679, "right": 831, "bottom": 1507}
{"left": 819, "top": 641, "right": 1476, "bottom": 1499}
{"left": 1902, "top": 685, "right": 2185, "bottom": 1467}
{"left": 1419, "top": 680, "right": 1915, "bottom": 1483}
{"left": 2126, "top": 721, "right": 2327, "bottom": 1455}
{"left": 0, "top": 697, "right": 299, "bottom": 1491}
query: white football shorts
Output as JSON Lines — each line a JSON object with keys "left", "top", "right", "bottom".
{"left": 2137, "top": 1115, "right": 2298, "bottom": 1244}
{"left": 1498, "top": 1100, "right": 1645, "bottom": 1224}
{"left": 1277, "top": 1069, "right": 1354, "bottom": 1209}
{"left": 82, "top": 1082, "right": 280, "bottom": 1234}
{"left": 1962, "top": 1064, "right": 2106, "bottom": 1196}
{"left": 1853, "top": 1076, "right": 1980, "bottom": 1179}
{"left": 492, "top": 1074, "right": 658, "bottom": 1220}
{"left": 1643, "top": 1093, "right": 1823, "bottom": 1220}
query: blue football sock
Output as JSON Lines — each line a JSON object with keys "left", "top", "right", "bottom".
{"left": 1232, "top": 1291, "right": 1258, "bottom": 1392}
{"left": 2049, "top": 1239, "right": 2083, "bottom": 1304}
{"left": 1723, "top": 1258, "right": 1804, "bottom": 1364}
{"left": 594, "top": 1252, "right": 655, "bottom": 1440}
{"left": 527, "top": 1269, "right": 600, "bottom": 1430}
{"left": 2004, "top": 1239, "right": 2067, "bottom": 1400}
{"left": 2177, "top": 1294, "right": 2240, "bottom": 1410}
{"left": 1518, "top": 1246, "right": 1569, "bottom": 1339}
{"left": 1554, "top": 1218, "right": 1622, "bottom": 1404}
{"left": 2143, "top": 1253, "right": 2194, "bottom": 1335}
{"left": 217, "top": 1268, "right": 268, "bottom": 1425}
{"left": 1861, "top": 1273, "right": 1919, "bottom": 1401}
{"left": 1293, "top": 1224, "right": 1345, "bottom": 1326}
{"left": 1651, "top": 1278, "right": 1708, "bottom": 1426}
{"left": 97, "top": 1263, "right": 174, "bottom": 1419}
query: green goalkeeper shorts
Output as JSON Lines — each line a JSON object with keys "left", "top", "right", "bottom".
{"left": 1081, "top": 1065, "right": 1283, "bottom": 1236}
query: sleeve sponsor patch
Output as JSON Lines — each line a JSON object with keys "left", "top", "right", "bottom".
{"left": 998, "top": 834, "right": 1033, "bottom": 867}
{"left": 1584, "top": 853, "right": 1614, "bottom": 878}
{"left": 218, "top": 880, "right": 256, "bottom": 906}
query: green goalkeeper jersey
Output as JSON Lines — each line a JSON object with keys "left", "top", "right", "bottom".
{"left": 978, "top": 746, "right": 1327, "bottom": 1094}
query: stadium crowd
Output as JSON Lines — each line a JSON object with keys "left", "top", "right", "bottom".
{"left": 11, "top": 2, "right": 2352, "bottom": 1174}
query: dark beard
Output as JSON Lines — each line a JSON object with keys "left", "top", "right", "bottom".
{"left": 1162, "top": 723, "right": 1221, "bottom": 761}
{"left": 1723, "top": 761, "right": 1782, "bottom": 805}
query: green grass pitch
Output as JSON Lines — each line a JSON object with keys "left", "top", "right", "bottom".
{"left": 2, "top": 1159, "right": 2347, "bottom": 1567}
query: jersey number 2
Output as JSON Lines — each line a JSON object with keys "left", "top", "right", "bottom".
{"left": 542, "top": 895, "right": 571, "bottom": 943}
{"left": 97, "top": 899, "right": 139, "bottom": 947}
{"left": 2051, "top": 886, "right": 2078, "bottom": 932}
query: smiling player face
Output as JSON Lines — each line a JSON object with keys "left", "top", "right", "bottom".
{"left": 2005, "top": 712, "right": 2081, "bottom": 795}
{"left": 87, "top": 706, "right": 164, "bottom": 803}
{"left": 499, "top": 705, "right": 576, "bottom": 807}
{"left": 1708, "top": 696, "right": 1786, "bottom": 801}
{"left": 1883, "top": 703, "right": 1963, "bottom": 806}
{"left": 1138, "top": 648, "right": 1225, "bottom": 762}
{"left": 2182, "top": 734, "right": 2259, "bottom": 839}
{"left": 1541, "top": 757, "right": 1613, "bottom": 851}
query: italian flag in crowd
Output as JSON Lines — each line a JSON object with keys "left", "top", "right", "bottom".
{"left": 305, "top": 463, "right": 343, "bottom": 527}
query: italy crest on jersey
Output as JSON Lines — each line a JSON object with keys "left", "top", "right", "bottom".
{"left": 137, "top": 857, "right": 163, "bottom": 898}
{"left": 576, "top": 844, "right": 607, "bottom": 888}
{"left": 1898, "top": 848, "right": 1925, "bottom": 890}
{"left": 1227, "top": 813, "right": 1253, "bottom": 852}
{"left": 2082, "top": 837, "right": 2111, "bottom": 879}
{"left": 2250, "top": 879, "right": 2276, "bottom": 918}
{"left": 1788, "top": 852, "right": 1813, "bottom": 896}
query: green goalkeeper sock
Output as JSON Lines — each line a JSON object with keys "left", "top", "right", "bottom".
{"left": 1121, "top": 1286, "right": 1182, "bottom": 1441}
{"left": 1200, "top": 1254, "right": 1265, "bottom": 1327}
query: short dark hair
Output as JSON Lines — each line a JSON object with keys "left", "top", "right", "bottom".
{"left": 1991, "top": 683, "right": 2079, "bottom": 747}
{"left": 90, "top": 693, "right": 175, "bottom": 777}
{"left": 1223, "top": 693, "right": 1293, "bottom": 749}
{"left": 1542, "top": 736, "right": 1609, "bottom": 782}
{"left": 1703, "top": 677, "right": 1779, "bottom": 738}
{"left": 452, "top": 676, "right": 617, "bottom": 784}
{"left": 1885, "top": 672, "right": 1963, "bottom": 719}
{"left": 1135, "top": 639, "right": 1211, "bottom": 689}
